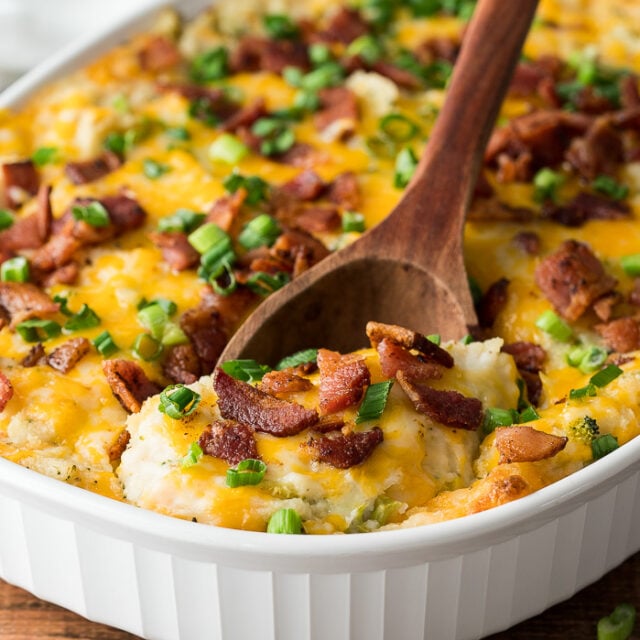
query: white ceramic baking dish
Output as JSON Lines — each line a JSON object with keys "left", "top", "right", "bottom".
{"left": 2, "top": 3, "right": 640, "bottom": 639}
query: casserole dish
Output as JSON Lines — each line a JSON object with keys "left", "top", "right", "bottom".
{"left": 1, "top": 1, "right": 640, "bottom": 638}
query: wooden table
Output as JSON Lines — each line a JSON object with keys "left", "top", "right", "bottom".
{"left": 2, "top": 552, "right": 639, "bottom": 639}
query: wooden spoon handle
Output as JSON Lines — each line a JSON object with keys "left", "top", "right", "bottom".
{"left": 371, "top": 0, "right": 539, "bottom": 270}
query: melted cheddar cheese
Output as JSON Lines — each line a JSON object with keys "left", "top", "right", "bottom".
{"left": 0, "top": 0, "right": 639, "bottom": 533}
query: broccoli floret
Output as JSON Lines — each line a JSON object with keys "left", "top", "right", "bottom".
{"left": 570, "top": 415, "right": 600, "bottom": 444}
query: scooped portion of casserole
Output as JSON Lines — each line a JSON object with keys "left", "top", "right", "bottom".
{"left": 1, "top": 0, "right": 640, "bottom": 532}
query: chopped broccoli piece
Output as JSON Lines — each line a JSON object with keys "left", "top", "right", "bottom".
{"left": 570, "top": 415, "right": 600, "bottom": 444}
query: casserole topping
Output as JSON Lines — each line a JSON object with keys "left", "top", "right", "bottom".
{"left": 1, "top": 0, "right": 640, "bottom": 532}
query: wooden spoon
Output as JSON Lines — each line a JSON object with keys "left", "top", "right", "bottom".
{"left": 221, "top": 0, "right": 539, "bottom": 365}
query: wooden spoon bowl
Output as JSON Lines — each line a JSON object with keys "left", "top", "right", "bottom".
{"left": 221, "top": 0, "right": 539, "bottom": 365}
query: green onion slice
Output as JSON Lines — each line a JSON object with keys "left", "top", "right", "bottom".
{"left": 209, "top": 263, "right": 237, "bottom": 297}
{"left": 246, "top": 271, "right": 290, "bottom": 296}
{"left": 143, "top": 158, "right": 171, "bottom": 180}
{"left": 533, "top": 167, "right": 564, "bottom": 202}
{"left": 592, "top": 174, "right": 629, "bottom": 200}
{"left": 426, "top": 334, "right": 441, "bottom": 346}
{"left": 342, "top": 211, "right": 366, "bottom": 233}
{"left": 72, "top": 201, "right": 110, "bottom": 227}
{"left": 346, "top": 34, "right": 383, "bottom": 64}
{"left": 569, "top": 383, "right": 597, "bottom": 400}
{"left": 263, "top": 14, "right": 299, "bottom": 40}
{"left": 393, "top": 147, "right": 418, "bottom": 189}
{"left": 16, "top": 318, "right": 61, "bottom": 343}
{"left": 267, "top": 508, "right": 304, "bottom": 534}
{"left": 226, "top": 458, "right": 267, "bottom": 487}
{"left": 356, "top": 380, "right": 394, "bottom": 424}
{"left": 483, "top": 407, "right": 519, "bottom": 434}
{"left": 590, "top": 364, "right": 623, "bottom": 388}
{"left": 181, "top": 442, "right": 203, "bottom": 468}
{"left": 223, "top": 171, "right": 270, "bottom": 205}
{"left": 220, "top": 359, "right": 271, "bottom": 382}
{"left": 276, "top": 348, "right": 318, "bottom": 371}
{"left": 132, "top": 333, "right": 163, "bottom": 361}
{"left": 597, "top": 603, "right": 636, "bottom": 640}
{"left": 591, "top": 434, "right": 619, "bottom": 461}
{"left": 379, "top": 113, "right": 419, "bottom": 142}
{"left": 159, "top": 384, "right": 201, "bottom": 420}
{"left": 190, "top": 46, "right": 229, "bottom": 83}
{"left": 0, "top": 209, "right": 14, "bottom": 231}
{"left": 158, "top": 208, "right": 205, "bottom": 234}
{"left": 32, "top": 146, "right": 59, "bottom": 167}
{"left": 209, "top": 133, "right": 249, "bottom": 164}
{"left": 238, "top": 214, "right": 281, "bottom": 249}
{"left": 165, "top": 126, "right": 191, "bottom": 141}
{"left": 620, "top": 253, "right": 640, "bottom": 277}
{"left": 138, "top": 297, "right": 177, "bottom": 317}
{"left": 64, "top": 303, "right": 101, "bottom": 331}
{"left": 0, "top": 256, "right": 29, "bottom": 283}
{"left": 92, "top": 330, "right": 119, "bottom": 357}
{"left": 535, "top": 309, "right": 573, "bottom": 342}
{"left": 161, "top": 322, "right": 189, "bottom": 347}
{"left": 53, "top": 294, "right": 72, "bottom": 316}
{"left": 519, "top": 405, "right": 540, "bottom": 423}
{"left": 188, "top": 222, "right": 230, "bottom": 255}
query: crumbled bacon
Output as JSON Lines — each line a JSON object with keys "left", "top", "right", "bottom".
{"left": 2, "top": 161, "right": 39, "bottom": 208}
{"left": 501, "top": 341, "right": 546, "bottom": 373}
{"left": 294, "top": 206, "right": 341, "bottom": 233}
{"left": 149, "top": 231, "right": 200, "bottom": 271}
{"left": 317, "top": 7, "right": 369, "bottom": 44}
{"left": 535, "top": 240, "right": 617, "bottom": 321}
{"left": 46, "top": 337, "right": 90, "bottom": 374}
{"left": 0, "top": 213, "right": 46, "bottom": 252}
{"left": 160, "top": 83, "right": 238, "bottom": 122}
{"left": 326, "top": 172, "right": 361, "bottom": 210}
{"left": 305, "top": 427, "right": 383, "bottom": 469}
{"left": 206, "top": 189, "right": 246, "bottom": 233}
{"left": 0, "top": 370, "right": 13, "bottom": 413}
{"left": 108, "top": 429, "right": 131, "bottom": 463}
{"left": 0, "top": 282, "right": 59, "bottom": 327}
{"left": 199, "top": 419, "right": 259, "bottom": 466}
{"left": 317, "top": 349, "right": 370, "bottom": 416}
{"left": 276, "top": 142, "right": 325, "bottom": 167}
{"left": 477, "top": 277, "right": 510, "bottom": 328}
{"left": 494, "top": 425, "right": 567, "bottom": 464}
{"left": 259, "top": 369, "right": 313, "bottom": 396}
{"left": 64, "top": 152, "right": 122, "bottom": 185}
{"left": 270, "top": 228, "right": 330, "bottom": 277}
{"left": 138, "top": 35, "right": 181, "bottom": 72}
{"left": 163, "top": 343, "right": 201, "bottom": 385}
{"left": 566, "top": 117, "right": 624, "bottom": 181}
{"left": 230, "top": 36, "right": 309, "bottom": 74}
{"left": 100, "top": 194, "right": 148, "bottom": 234}
{"left": 219, "top": 98, "right": 268, "bottom": 134}
{"left": 312, "top": 415, "right": 345, "bottom": 433}
{"left": 180, "top": 305, "right": 229, "bottom": 375}
{"left": 376, "top": 338, "right": 443, "bottom": 381}
{"left": 279, "top": 170, "right": 325, "bottom": 201}
{"left": 314, "top": 87, "right": 358, "bottom": 140}
{"left": 365, "top": 321, "right": 454, "bottom": 368}
{"left": 596, "top": 317, "right": 640, "bottom": 353}
{"left": 592, "top": 293, "right": 619, "bottom": 322}
{"left": 102, "top": 359, "right": 161, "bottom": 413}
{"left": 620, "top": 75, "right": 640, "bottom": 109}
{"left": 21, "top": 343, "right": 46, "bottom": 367}
{"left": 213, "top": 368, "right": 318, "bottom": 436}
{"left": 396, "top": 371, "right": 483, "bottom": 431}
{"left": 511, "top": 230, "right": 541, "bottom": 255}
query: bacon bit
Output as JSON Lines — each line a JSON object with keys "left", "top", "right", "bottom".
{"left": 396, "top": 370, "right": 483, "bottom": 431}
{"left": 0, "top": 282, "right": 59, "bottom": 327}
{"left": 138, "top": 35, "right": 182, "bottom": 72}
{"left": 314, "top": 87, "right": 358, "bottom": 140}
{"left": 294, "top": 206, "right": 341, "bottom": 233}
{"left": 46, "top": 337, "right": 91, "bottom": 374}
{"left": 501, "top": 341, "right": 546, "bottom": 372}
{"left": 621, "top": 75, "right": 640, "bottom": 109}
{"left": 159, "top": 83, "right": 238, "bottom": 121}
{"left": 198, "top": 419, "right": 259, "bottom": 466}
{"left": 376, "top": 338, "right": 443, "bottom": 381}
{"left": 259, "top": 369, "right": 313, "bottom": 396}
{"left": 37, "top": 262, "right": 80, "bottom": 287}
{"left": 473, "top": 170, "right": 494, "bottom": 199}
{"left": 229, "top": 36, "right": 309, "bottom": 74}
{"left": 317, "top": 349, "right": 370, "bottom": 416}
{"left": 317, "top": 7, "right": 369, "bottom": 44}
{"left": 326, "top": 171, "right": 361, "bottom": 210}
{"left": 0, "top": 370, "right": 13, "bottom": 412}
{"left": 370, "top": 60, "right": 422, "bottom": 90}
{"left": 108, "top": 429, "right": 131, "bottom": 463}
{"left": 206, "top": 189, "right": 246, "bottom": 232}
{"left": 270, "top": 228, "right": 330, "bottom": 277}
{"left": 149, "top": 231, "right": 200, "bottom": 271}
{"left": 592, "top": 293, "right": 620, "bottom": 322}
{"left": 535, "top": 240, "right": 617, "bottom": 322}
{"left": 312, "top": 415, "right": 345, "bottom": 433}
{"left": 21, "top": 343, "right": 46, "bottom": 367}
{"left": 414, "top": 36, "right": 460, "bottom": 65}
{"left": 213, "top": 368, "right": 318, "bottom": 436}
{"left": 29, "top": 233, "right": 81, "bottom": 272}
{"left": 468, "top": 197, "right": 535, "bottom": 223}
{"left": 64, "top": 152, "right": 122, "bottom": 185}
{"left": 305, "top": 427, "right": 382, "bottom": 469}
{"left": 2, "top": 161, "right": 39, "bottom": 208}
{"left": 494, "top": 425, "right": 567, "bottom": 464}
{"left": 35, "top": 184, "right": 53, "bottom": 242}
{"left": 102, "top": 359, "right": 161, "bottom": 414}
{"left": 365, "top": 321, "right": 454, "bottom": 369}
{"left": 511, "top": 230, "right": 541, "bottom": 255}
{"left": 470, "top": 470, "right": 531, "bottom": 514}
{"left": 279, "top": 170, "right": 325, "bottom": 201}
{"left": 220, "top": 98, "right": 268, "bottom": 134}
{"left": 629, "top": 280, "right": 640, "bottom": 307}
{"left": 0, "top": 214, "right": 45, "bottom": 252}
{"left": 276, "top": 143, "right": 326, "bottom": 168}
{"left": 596, "top": 317, "right": 640, "bottom": 353}
{"left": 100, "top": 194, "right": 147, "bottom": 234}
{"left": 477, "top": 277, "right": 510, "bottom": 328}
{"left": 180, "top": 305, "right": 229, "bottom": 375}
{"left": 163, "top": 343, "right": 201, "bottom": 385}
{"left": 566, "top": 117, "right": 624, "bottom": 181}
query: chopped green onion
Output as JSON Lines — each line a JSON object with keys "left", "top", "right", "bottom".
{"left": 251, "top": 119, "right": 296, "bottom": 156}
{"left": 64, "top": 303, "right": 101, "bottom": 331}
{"left": 590, "top": 364, "right": 622, "bottom": 387}
{"left": 246, "top": 271, "right": 290, "bottom": 296}
{"left": 222, "top": 172, "right": 270, "bottom": 205}
{"left": 483, "top": 407, "right": 518, "bottom": 434}
{"left": 592, "top": 174, "right": 629, "bottom": 200}
{"left": 597, "top": 603, "right": 636, "bottom": 640}
{"left": 137, "top": 302, "right": 168, "bottom": 340}
{"left": 263, "top": 14, "right": 299, "bottom": 39}
{"left": 591, "top": 434, "right": 619, "bottom": 460}
{"left": 226, "top": 458, "right": 267, "bottom": 487}
{"left": 209, "top": 134, "right": 250, "bottom": 164}
{"left": 426, "top": 334, "right": 441, "bottom": 346}
{"left": 238, "top": 214, "right": 281, "bottom": 249}
{"left": 0, "top": 256, "right": 29, "bottom": 283}
{"left": 535, "top": 309, "right": 573, "bottom": 342}
{"left": 342, "top": 211, "right": 366, "bottom": 233}
{"left": 533, "top": 167, "right": 564, "bottom": 202}
{"left": 220, "top": 359, "right": 271, "bottom": 382}
{"left": 209, "top": 263, "right": 237, "bottom": 296}
{"left": 460, "top": 334, "right": 474, "bottom": 345}
{"left": 569, "top": 383, "right": 597, "bottom": 400}
{"left": 16, "top": 318, "right": 61, "bottom": 343}
{"left": 519, "top": 405, "right": 540, "bottom": 423}
{"left": 199, "top": 246, "right": 235, "bottom": 283}
{"left": 188, "top": 222, "right": 229, "bottom": 255}
{"left": 181, "top": 442, "right": 203, "bottom": 468}
{"left": 132, "top": 333, "right": 163, "bottom": 361}
{"left": 423, "top": 60, "right": 453, "bottom": 88}
{"left": 188, "top": 97, "right": 221, "bottom": 127}
{"left": 143, "top": 158, "right": 171, "bottom": 180}
{"left": 92, "top": 330, "right": 119, "bottom": 357}
{"left": 620, "top": 253, "right": 640, "bottom": 277}
{"left": 379, "top": 113, "right": 420, "bottom": 142}
{"left": 566, "top": 344, "right": 588, "bottom": 367}
{"left": 292, "top": 89, "right": 321, "bottom": 113}
{"left": 0, "top": 209, "right": 14, "bottom": 231}
{"left": 356, "top": 380, "right": 394, "bottom": 424}
{"left": 158, "top": 208, "right": 205, "bottom": 234}
{"left": 71, "top": 201, "right": 110, "bottom": 227}
{"left": 159, "top": 384, "right": 201, "bottom": 420}
{"left": 284, "top": 63, "right": 344, "bottom": 92}
{"left": 394, "top": 147, "right": 418, "bottom": 189}
{"left": 32, "top": 146, "right": 58, "bottom": 167}
{"left": 103, "top": 132, "right": 127, "bottom": 156}
{"left": 267, "top": 508, "right": 303, "bottom": 534}
{"left": 578, "top": 346, "right": 608, "bottom": 374}
{"left": 161, "top": 322, "right": 189, "bottom": 346}
{"left": 53, "top": 294, "right": 72, "bottom": 316}
{"left": 346, "top": 35, "right": 383, "bottom": 64}
{"left": 276, "top": 348, "right": 318, "bottom": 370}
{"left": 190, "top": 46, "right": 228, "bottom": 83}
{"left": 165, "top": 126, "right": 191, "bottom": 141}
{"left": 568, "top": 47, "right": 598, "bottom": 85}
{"left": 138, "top": 297, "right": 177, "bottom": 316}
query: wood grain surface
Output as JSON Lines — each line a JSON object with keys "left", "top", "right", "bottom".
{"left": 2, "top": 551, "right": 639, "bottom": 639}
